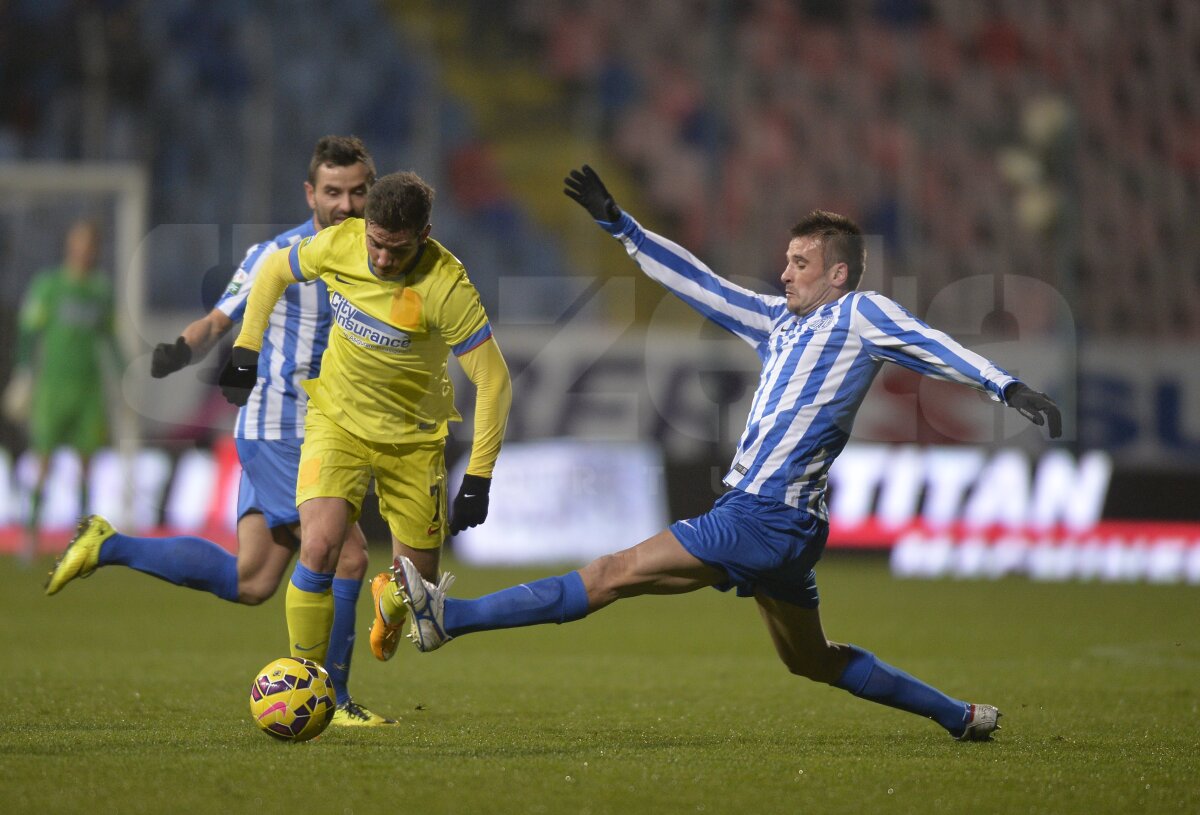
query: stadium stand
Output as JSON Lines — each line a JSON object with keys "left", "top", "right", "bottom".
{"left": 0, "top": 0, "right": 1195, "bottom": 337}
{"left": 436, "top": 0, "right": 1200, "bottom": 338}
{"left": 0, "top": 0, "right": 570, "bottom": 319}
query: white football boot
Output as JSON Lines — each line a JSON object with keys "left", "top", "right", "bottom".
{"left": 956, "top": 703, "right": 1002, "bottom": 741}
{"left": 393, "top": 556, "right": 455, "bottom": 652}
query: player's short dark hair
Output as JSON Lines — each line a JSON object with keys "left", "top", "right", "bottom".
{"left": 791, "top": 210, "right": 866, "bottom": 290}
{"left": 365, "top": 172, "right": 435, "bottom": 234}
{"left": 308, "top": 135, "right": 376, "bottom": 185}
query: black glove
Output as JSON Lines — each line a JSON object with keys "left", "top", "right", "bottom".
{"left": 564, "top": 165, "right": 621, "bottom": 222}
{"left": 218, "top": 347, "right": 259, "bottom": 407}
{"left": 151, "top": 336, "right": 192, "bottom": 378}
{"left": 449, "top": 474, "right": 491, "bottom": 535}
{"left": 1005, "top": 382, "right": 1062, "bottom": 439}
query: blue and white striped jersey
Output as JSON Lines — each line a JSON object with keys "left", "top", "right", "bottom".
{"left": 215, "top": 220, "right": 331, "bottom": 440}
{"left": 608, "top": 213, "right": 1017, "bottom": 519}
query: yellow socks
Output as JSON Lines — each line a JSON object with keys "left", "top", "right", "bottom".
{"left": 286, "top": 564, "right": 336, "bottom": 663}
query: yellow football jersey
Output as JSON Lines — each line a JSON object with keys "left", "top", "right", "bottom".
{"left": 284, "top": 218, "right": 492, "bottom": 443}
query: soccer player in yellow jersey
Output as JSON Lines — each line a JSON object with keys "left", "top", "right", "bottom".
{"left": 227, "top": 171, "right": 511, "bottom": 665}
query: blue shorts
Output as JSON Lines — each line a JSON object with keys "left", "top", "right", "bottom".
{"left": 235, "top": 437, "right": 302, "bottom": 530}
{"left": 670, "top": 489, "right": 828, "bottom": 608}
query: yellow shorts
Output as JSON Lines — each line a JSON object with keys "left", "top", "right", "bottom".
{"left": 297, "top": 403, "right": 447, "bottom": 549}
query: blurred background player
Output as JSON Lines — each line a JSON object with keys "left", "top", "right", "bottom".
{"left": 223, "top": 170, "right": 511, "bottom": 677}
{"left": 43, "top": 136, "right": 395, "bottom": 726}
{"left": 6, "top": 219, "right": 122, "bottom": 564}
{"left": 389, "top": 165, "right": 1062, "bottom": 741}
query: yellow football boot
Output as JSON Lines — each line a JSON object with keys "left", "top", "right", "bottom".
{"left": 369, "top": 571, "right": 407, "bottom": 661}
{"left": 45, "top": 515, "right": 115, "bottom": 596}
{"left": 330, "top": 699, "right": 398, "bottom": 726}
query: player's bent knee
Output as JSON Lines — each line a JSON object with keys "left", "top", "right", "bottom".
{"left": 782, "top": 659, "right": 829, "bottom": 683}
{"left": 237, "top": 564, "right": 289, "bottom": 604}
{"left": 238, "top": 580, "right": 280, "bottom": 606}
{"left": 580, "top": 551, "right": 633, "bottom": 604}
{"left": 300, "top": 535, "right": 344, "bottom": 572}
{"left": 779, "top": 642, "right": 847, "bottom": 684}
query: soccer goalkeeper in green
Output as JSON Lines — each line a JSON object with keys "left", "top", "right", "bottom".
{"left": 11, "top": 219, "right": 123, "bottom": 561}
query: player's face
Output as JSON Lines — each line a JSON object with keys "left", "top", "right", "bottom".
{"left": 64, "top": 222, "right": 100, "bottom": 272}
{"left": 306, "top": 162, "right": 371, "bottom": 229}
{"left": 365, "top": 221, "right": 432, "bottom": 278}
{"left": 780, "top": 236, "right": 846, "bottom": 316}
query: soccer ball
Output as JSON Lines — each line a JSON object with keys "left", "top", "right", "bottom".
{"left": 249, "top": 657, "right": 336, "bottom": 742}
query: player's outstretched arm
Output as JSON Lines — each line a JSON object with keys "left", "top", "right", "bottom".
{"left": 564, "top": 165, "right": 780, "bottom": 346}
{"left": 151, "top": 310, "right": 235, "bottom": 378}
{"left": 1004, "top": 382, "right": 1063, "bottom": 438}
{"left": 564, "top": 165, "right": 621, "bottom": 223}
{"left": 450, "top": 338, "right": 512, "bottom": 534}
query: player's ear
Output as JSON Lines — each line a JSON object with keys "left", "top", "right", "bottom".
{"left": 304, "top": 181, "right": 317, "bottom": 211}
{"left": 829, "top": 262, "right": 849, "bottom": 287}
{"left": 420, "top": 223, "right": 432, "bottom": 242}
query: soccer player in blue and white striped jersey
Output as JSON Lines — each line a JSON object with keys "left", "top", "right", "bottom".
{"left": 45, "top": 137, "right": 395, "bottom": 726}
{"left": 389, "top": 165, "right": 1061, "bottom": 742}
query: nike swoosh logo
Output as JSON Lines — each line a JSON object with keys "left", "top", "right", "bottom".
{"left": 256, "top": 701, "right": 288, "bottom": 722}
{"left": 293, "top": 641, "right": 326, "bottom": 652}
{"left": 461, "top": 494, "right": 478, "bottom": 499}
{"left": 334, "top": 273, "right": 356, "bottom": 285}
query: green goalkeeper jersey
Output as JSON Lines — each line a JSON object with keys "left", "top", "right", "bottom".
{"left": 17, "top": 266, "right": 120, "bottom": 393}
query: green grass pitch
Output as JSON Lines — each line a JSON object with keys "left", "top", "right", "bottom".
{"left": 3, "top": 549, "right": 1196, "bottom": 814}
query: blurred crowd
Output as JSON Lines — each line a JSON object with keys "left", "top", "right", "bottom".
{"left": 465, "top": 0, "right": 1200, "bottom": 338}
{"left": 1, "top": 0, "right": 1197, "bottom": 337}
{"left": 0, "top": 0, "right": 567, "bottom": 316}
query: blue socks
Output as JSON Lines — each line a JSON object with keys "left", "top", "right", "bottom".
{"left": 834, "top": 645, "right": 970, "bottom": 734}
{"left": 289, "top": 561, "right": 334, "bottom": 593}
{"left": 443, "top": 572, "right": 590, "bottom": 637}
{"left": 98, "top": 532, "right": 239, "bottom": 602}
{"left": 325, "top": 578, "right": 360, "bottom": 704}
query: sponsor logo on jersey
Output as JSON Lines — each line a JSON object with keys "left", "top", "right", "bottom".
{"left": 329, "top": 291, "right": 411, "bottom": 352}
{"left": 223, "top": 268, "right": 249, "bottom": 296}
